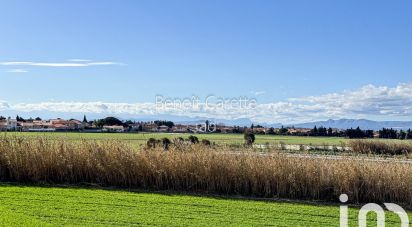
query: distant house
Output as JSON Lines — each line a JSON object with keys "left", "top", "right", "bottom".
{"left": 158, "top": 125, "right": 170, "bottom": 132}
{"left": 217, "top": 125, "right": 233, "bottom": 134}
{"left": 103, "top": 125, "right": 125, "bottom": 132}
{"left": 19, "top": 120, "right": 53, "bottom": 131}
{"left": 143, "top": 123, "right": 158, "bottom": 132}
{"left": 253, "top": 128, "right": 267, "bottom": 134}
{"left": 172, "top": 124, "right": 188, "bottom": 133}
{"left": 288, "top": 128, "right": 311, "bottom": 134}
{"left": 129, "top": 123, "right": 143, "bottom": 132}
{"left": 49, "top": 118, "right": 83, "bottom": 131}
{"left": 53, "top": 124, "right": 69, "bottom": 131}
{"left": 50, "top": 119, "right": 67, "bottom": 125}
{"left": 67, "top": 119, "right": 84, "bottom": 130}
{"left": 0, "top": 117, "right": 18, "bottom": 131}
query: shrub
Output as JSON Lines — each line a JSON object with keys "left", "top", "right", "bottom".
{"left": 201, "top": 139, "right": 211, "bottom": 146}
{"left": 161, "top": 138, "right": 171, "bottom": 150}
{"left": 147, "top": 138, "right": 158, "bottom": 148}
{"left": 243, "top": 130, "right": 255, "bottom": 146}
{"left": 188, "top": 135, "right": 199, "bottom": 144}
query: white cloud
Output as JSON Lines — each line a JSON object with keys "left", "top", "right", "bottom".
{"left": 1, "top": 83, "right": 412, "bottom": 123}
{"left": 289, "top": 83, "right": 412, "bottom": 119}
{"left": 0, "top": 60, "right": 122, "bottom": 68}
{"left": 251, "top": 90, "right": 266, "bottom": 96}
{"left": 6, "top": 69, "right": 28, "bottom": 73}
{"left": 0, "top": 100, "right": 10, "bottom": 111}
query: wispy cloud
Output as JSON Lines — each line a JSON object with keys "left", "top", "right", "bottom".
{"left": 87, "top": 62, "right": 123, "bottom": 66}
{"left": 67, "top": 59, "right": 92, "bottom": 62}
{"left": 251, "top": 90, "right": 266, "bottom": 96}
{"left": 1, "top": 84, "right": 411, "bottom": 124}
{"left": 6, "top": 69, "right": 28, "bottom": 73}
{"left": 1, "top": 62, "right": 32, "bottom": 66}
{"left": 0, "top": 60, "right": 123, "bottom": 68}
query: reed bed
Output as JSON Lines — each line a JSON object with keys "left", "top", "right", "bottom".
{"left": 0, "top": 137, "right": 411, "bottom": 208}
{"left": 348, "top": 139, "right": 412, "bottom": 156}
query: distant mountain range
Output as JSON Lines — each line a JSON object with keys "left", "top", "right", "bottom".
{"left": 291, "top": 119, "right": 412, "bottom": 130}
{"left": 175, "top": 118, "right": 412, "bottom": 130}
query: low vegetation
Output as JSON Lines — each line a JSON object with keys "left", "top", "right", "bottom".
{"left": 0, "top": 137, "right": 411, "bottom": 209}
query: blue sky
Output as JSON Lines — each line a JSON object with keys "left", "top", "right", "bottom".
{"left": 0, "top": 1, "right": 412, "bottom": 123}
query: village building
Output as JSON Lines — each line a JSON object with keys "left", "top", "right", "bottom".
{"left": 49, "top": 119, "right": 84, "bottom": 131}
{"left": 287, "top": 128, "right": 311, "bottom": 134}
{"left": 253, "top": 128, "right": 267, "bottom": 134}
{"left": 0, "top": 117, "right": 18, "bottom": 131}
{"left": 158, "top": 125, "right": 170, "bottom": 132}
{"left": 20, "top": 120, "right": 53, "bottom": 132}
{"left": 172, "top": 124, "right": 188, "bottom": 133}
{"left": 102, "top": 125, "right": 125, "bottom": 132}
{"left": 143, "top": 123, "right": 158, "bottom": 132}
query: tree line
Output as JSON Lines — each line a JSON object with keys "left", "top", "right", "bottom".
{"left": 296, "top": 126, "right": 412, "bottom": 139}
{"left": 260, "top": 125, "right": 412, "bottom": 139}
{"left": 379, "top": 128, "right": 412, "bottom": 140}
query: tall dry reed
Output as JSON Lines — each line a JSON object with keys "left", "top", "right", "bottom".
{"left": 0, "top": 137, "right": 411, "bottom": 208}
{"left": 348, "top": 139, "right": 412, "bottom": 156}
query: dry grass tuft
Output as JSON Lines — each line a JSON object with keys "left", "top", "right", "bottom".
{"left": 0, "top": 137, "right": 411, "bottom": 208}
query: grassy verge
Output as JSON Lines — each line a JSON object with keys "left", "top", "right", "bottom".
{"left": 0, "top": 184, "right": 409, "bottom": 226}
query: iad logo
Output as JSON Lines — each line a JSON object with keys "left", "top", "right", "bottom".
{"left": 194, "top": 120, "right": 216, "bottom": 133}
{"left": 339, "top": 194, "right": 409, "bottom": 227}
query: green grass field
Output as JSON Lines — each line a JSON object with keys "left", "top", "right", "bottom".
{"left": 0, "top": 184, "right": 409, "bottom": 226}
{"left": 1, "top": 131, "right": 348, "bottom": 146}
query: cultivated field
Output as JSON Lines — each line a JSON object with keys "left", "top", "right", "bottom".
{"left": 0, "top": 131, "right": 354, "bottom": 146}
{"left": 0, "top": 185, "right": 410, "bottom": 226}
